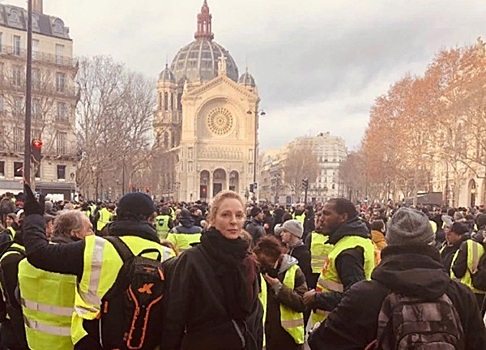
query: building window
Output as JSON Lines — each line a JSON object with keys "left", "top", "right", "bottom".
{"left": 32, "top": 39, "right": 39, "bottom": 58}
{"left": 32, "top": 68, "right": 40, "bottom": 89}
{"left": 188, "top": 161, "right": 193, "bottom": 173}
{"left": 14, "top": 127, "right": 23, "bottom": 152}
{"left": 188, "top": 147, "right": 193, "bottom": 159}
{"left": 177, "top": 93, "right": 182, "bottom": 110}
{"left": 0, "top": 33, "right": 3, "bottom": 50}
{"left": 56, "top": 132, "right": 67, "bottom": 154}
{"left": 56, "top": 72, "right": 65, "bottom": 92}
{"left": 13, "top": 96, "right": 23, "bottom": 116}
{"left": 13, "top": 162, "right": 22, "bottom": 177}
{"left": 0, "top": 161, "right": 4, "bottom": 177}
{"left": 12, "top": 35, "right": 20, "bottom": 55}
{"left": 55, "top": 44, "right": 64, "bottom": 64}
{"left": 32, "top": 98, "right": 41, "bottom": 118}
{"left": 57, "top": 102, "right": 67, "bottom": 121}
{"left": 0, "top": 95, "right": 3, "bottom": 113}
{"left": 34, "top": 166, "right": 40, "bottom": 179}
{"left": 12, "top": 66, "right": 22, "bottom": 86}
{"left": 57, "top": 165, "right": 66, "bottom": 180}
{"left": 164, "top": 92, "right": 168, "bottom": 111}
{"left": 249, "top": 163, "right": 253, "bottom": 174}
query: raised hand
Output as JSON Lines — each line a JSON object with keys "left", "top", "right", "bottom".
{"left": 23, "top": 183, "right": 45, "bottom": 216}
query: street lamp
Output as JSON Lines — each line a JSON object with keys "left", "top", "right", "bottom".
{"left": 246, "top": 108, "right": 265, "bottom": 189}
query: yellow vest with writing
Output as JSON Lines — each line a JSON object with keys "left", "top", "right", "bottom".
{"left": 18, "top": 258, "right": 76, "bottom": 350}
{"left": 451, "top": 240, "right": 486, "bottom": 294}
{"left": 312, "top": 235, "right": 375, "bottom": 325}
{"left": 72, "top": 235, "right": 174, "bottom": 345}
{"left": 310, "top": 232, "right": 334, "bottom": 274}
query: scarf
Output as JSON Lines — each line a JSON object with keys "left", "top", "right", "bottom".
{"left": 201, "top": 228, "right": 256, "bottom": 321}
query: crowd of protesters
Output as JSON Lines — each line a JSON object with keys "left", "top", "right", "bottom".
{"left": 0, "top": 187, "right": 486, "bottom": 349}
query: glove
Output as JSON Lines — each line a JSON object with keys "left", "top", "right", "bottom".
{"left": 23, "top": 183, "right": 45, "bottom": 216}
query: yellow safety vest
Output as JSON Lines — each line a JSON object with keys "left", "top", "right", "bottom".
{"left": 429, "top": 220, "right": 437, "bottom": 234}
{"left": 96, "top": 208, "right": 112, "bottom": 232}
{"left": 0, "top": 243, "right": 26, "bottom": 321}
{"left": 154, "top": 215, "right": 171, "bottom": 240}
{"left": 258, "top": 265, "right": 305, "bottom": 345}
{"left": 293, "top": 213, "right": 305, "bottom": 224}
{"left": 258, "top": 275, "right": 267, "bottom": 348}
{"left": 72, "top": 235, "right": 174, "bottom": 345}
{"left": 451, "top": 240, "right": 486, "bottom": 294}
{"left": 310, "top": 232, "right": 334, "bottom": 274}
{"left": 280, "top": 264, "right": 305, "bottom": 344}
{"left": 312, "top": 235, "right": 375, "bottom": 325}
{"left": 7, "top": 226, "right": 16, "bottom": 239}
{"left": 18, "top": 258, "right": 76, "bottom": 350}
{"left": 166, "top": 230, "right": 201, "bottom": 252}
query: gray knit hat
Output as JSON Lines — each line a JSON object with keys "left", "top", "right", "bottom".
{"left": 386, "top": 207, "right": 435, "bottom": 246}
{"left": 281, "top": 219, "right": 303, "bottom": 238}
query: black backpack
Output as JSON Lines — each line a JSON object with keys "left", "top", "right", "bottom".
{"left": 471, "top": 243, "right": 486, "bottom": 291}
{"left": 371, "top": 292, "right": 464, "bottom": 350}
{"left": 100, "top": 236, "right": 166, "bottom": 350}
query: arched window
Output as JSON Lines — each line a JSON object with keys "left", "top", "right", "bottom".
{"left": 164, "top": 92, "right": 168, "bottom": 111}
{"left": 163, "top": 132, "right": 169, "bottom": 149}
{"left": 177, "top": 93, "right": 183, "bottom": 110}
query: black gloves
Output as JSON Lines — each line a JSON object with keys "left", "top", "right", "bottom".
{"left": 23, "top": 183, "right": 45, "bottom": 216}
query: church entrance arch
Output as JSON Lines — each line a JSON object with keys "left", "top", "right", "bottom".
{"left": 213, "top": 169, "right": 226, "bottom": 196}
{"left": 229, "top": 170, "right": 239, "bottom": 193}
{"left": 199, "top": 170, "right": 210, "bottom": 199}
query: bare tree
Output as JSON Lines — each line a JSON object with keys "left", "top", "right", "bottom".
{"left": 76, "top": 56, "right": 156, "bottom": 200}
{"left": 282, "top": 142, "right": 320, "bottom": 200}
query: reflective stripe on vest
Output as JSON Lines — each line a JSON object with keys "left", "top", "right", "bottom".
{"left": 312, "top": 235, "right": 375, "bottom": 325}
{"left": 451, "top": 240, "right": 486, "bottom": 294}
{"left": 7, "top": 226, "right": 15, "bottom": 239}
{"left": 280, "top": 264, "right": 305, "bottom": 345}
{"left": 24, "top": 316, "right": 71, "bottom": 337}
{"left": 22, "top": 298, "right": 73, "bottom": 317}
{"left": 310, "top": 232, "right": 334, "bottom": 274}
{"left": 18, "top": 256, "right": 76, "bottom": 350}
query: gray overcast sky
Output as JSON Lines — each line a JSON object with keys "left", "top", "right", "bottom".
{"left": 9, "top": 0, "right": 486, "bottom": 151}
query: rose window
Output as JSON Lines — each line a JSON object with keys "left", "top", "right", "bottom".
{"left": 206, "top": 107, "right": 234, "bottom": 135}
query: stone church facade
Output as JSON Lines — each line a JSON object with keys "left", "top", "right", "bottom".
{"left": 154, "top": 1, "right": 260, "bottom": 202}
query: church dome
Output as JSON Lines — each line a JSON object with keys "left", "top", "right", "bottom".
{"left": 159, "top": 64, "right": 176, "bottom": 83}
{"left": 171, "top": 40, "right": 238, "bottom": 83}
{"left": 170, "top": 0, "right": 239, "bottom": 83}
{"left": 238, "top": 70, "right": 256, "bottom": 87}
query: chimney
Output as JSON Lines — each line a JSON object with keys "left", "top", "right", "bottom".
{"left": 33, "top": 0, "right": 43, "bottom": 14}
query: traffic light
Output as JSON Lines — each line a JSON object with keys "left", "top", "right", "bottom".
{"left": 301, "top": 178, "right": 309, "bottom": 189}
{"left": 249, "top": 183, "right": 254, "bottom": 192}
{"left": 31, "top": 139, "right": 42, "bottom": 163}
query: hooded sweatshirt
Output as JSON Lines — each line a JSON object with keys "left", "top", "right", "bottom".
{"left": 264, "top": 254, "right": 307, "bottom": 350}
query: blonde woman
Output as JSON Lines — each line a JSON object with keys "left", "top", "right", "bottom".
{"left": 162, "top": 190, "right": 263, "bottom": 350}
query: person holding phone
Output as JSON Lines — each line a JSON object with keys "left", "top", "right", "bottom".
{"left": 254, "top": 235, "right": 307, "bottom": 350}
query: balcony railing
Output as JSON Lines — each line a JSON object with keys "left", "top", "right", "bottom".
{"left": 0, "top": 45, "right": 75, "bottom": 67}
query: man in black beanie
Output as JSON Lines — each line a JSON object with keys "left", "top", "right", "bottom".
{"left": 245, "top": 206, "right": 265, "bottom": 246}
{"left": 309, "top": 207, "right": 486, "bottom": 349}
{"left": 21, "top": 186, "right": 174, "bottom": 349}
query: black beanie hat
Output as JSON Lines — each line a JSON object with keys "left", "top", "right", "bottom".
{"left": 250, "top": 206, "right": 262, "bottom": 217}
{"left": 117, "top": 192, "right": 156, "bottom": 218}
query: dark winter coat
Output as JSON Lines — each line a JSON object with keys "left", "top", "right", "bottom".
{"left": 288, "top": 243, "right": 312, "bottom": 287}
{"left": 245, "top": 218, "right": 265, "bottom": 246}
{"left": 440, "top": 235, "right": 469, "bottom": 272}
{"left": 161, "top": 228, "right": 263, "bottom": 350}
{"left": 308, "top": 245, "right": 486, "bottom": 350}
{"left": 312, "top": 218, "right": 372, "bottom": 312}
{"left": 263, "top": 255, "right": 307, "bottom": 350}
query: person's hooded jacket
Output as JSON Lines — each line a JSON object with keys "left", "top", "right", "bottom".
{"left": 263, "top": 254, "right": 307, "bottom": 350}
{"left": 312, "top": 217, "right": 372, "bottom": 311}
{"left": 308, "top": 244, "right": 486, "bottom": 350}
